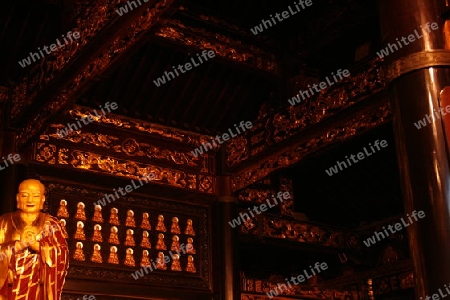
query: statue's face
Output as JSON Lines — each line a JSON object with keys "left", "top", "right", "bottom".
{"left": 16, "top": 180, "right": 45, "bottom": 214}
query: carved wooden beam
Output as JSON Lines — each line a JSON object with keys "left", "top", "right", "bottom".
{"left": 155, "top": 18, "right": 279, "bottom": 76}
{"left": 13, "top": 0, "right": 177, "bottom": 149}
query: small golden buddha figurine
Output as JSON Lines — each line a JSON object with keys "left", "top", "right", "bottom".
{"left": 75, "top": 202, "right": 86, "bottom": 220}
{"left": 108, "top": 246, "right": 119, "bottom": 264}
{"left": 140, "top": 230, "right": 151, "bottom": 249}
{"left": 186, "top": 255, "right": 196, "bottom": 273}
{"left": 60, "top": 219, "right": 69, "bottom": 238}
{"left": 108, "top": 226, "right": 120, "bottom": 244}
{"left": 57, "top": 199, "right": 69, "bottom": 218}
{"left": 124, "top": 228, "right": 135, "bottom": 246}
{"left": 156, "top": 214, "right": 166, "bottom": 232}
{"left": 74, "top": 221, "right": 86, "bottom": 240}
{"left": 186, "top": 237, "right": 196, "bottom": 254}
{"left": 171, "top": 217, "right": 181, "bottom": 234}
{"left": 73, "top": 242, "right": 86, "bottom": 261}
{"left": 156, "top": 252, "right": 167, "bottom": 270}
{"left": 125, "top": 210, "right": 136, "bottom": 227}
{"left": 184, "top": 219, "right": 195, "bottom": 236}
{"left": 140, "top": 250, "right": 151, "bottom": 267}
{"left": 171, "top": 235, "right": 180, "bottom": 252}
{"left": 92, "top": 224, "right": 103, "bottom": 242}
{"left": 155, "top": 233, "right": 166, "bottom": 250}
{"left": 109, "top": 207, "right": 120, "bottom": 226}
{"left": 124, "top": 248, "right": 135, "bottom": 267}
{"left": 171, "top": 254, "right": 182, "bottom": 271}
{"left": 140, "top": 212, "right": 151, "bottom": 230}
{"left": 91, "top": 244, "right": 103, "bottom": 263}
{"left": 92, "top": 204, "right": 104, "bottom": 223}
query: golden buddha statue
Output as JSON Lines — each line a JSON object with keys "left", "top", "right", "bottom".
{"left": 60, "top": 219, "right": 69, "bottom": 238}
{"left": 171, "top": 254, "right": 182, "bottom": 271}
{"left": 107, "top": 246, "right": 119, "bottom": 264}
{"left": 140, "top": 231, "right": 151, "bottom": 249}
{"left": 125, "top": 210, "right": 136, "bottom": 227}
{"left": 140, "top": 250, "right": 150, "bottom": 267}
{"left": 186, "top": 255, "right": 196, "bottom": 273}
{"left": 140, "top": 212, "right": 151, "bottom": 230}
{"left": 124, "top": 248, "right": 135, "bottom": 267}
{"left": 56, "top": 199, "right": 69, "bottom": 218}
{"left": 91, "top": 244, "right": 103, "bottom": 263}
{"left": 171, "top": 235, "right": 180, "bottom": 252}
{"left": 91, "top": 224, "right": 103, "bottom": 242}
{"left": 92, "top": 204, "right": 104, "bottom": 223}
{"left": 124, "top": 229, "right": 135, "bottom": 246}
{"left": 156, "top": 252, "right": 167, "bottom": 270}
{"left": 0, "top": 179, "right": 69, "bottom": 299}
{"left": 108, "top": 226, "right": 120, "bottom": 245}
{"left": 171, "top": 217, "right": 180, "bottom": 234}
{"left": 156, "top": 214, "right": 166, "bottom": 232}
{"left": 186, "top": 237, "right": 196, "bottom": 254}
{"left": 74, "top": 221, "right": 86, "bottom": 240}
{"left": 73, "top": 241, "right": 85, "bottom": 262}
{"left": 184, "top": 219, "right": 195, "bottom": 236}
{"left": 75, "top": 202, "right": 86, "bottom": 220}
{"left": 155, "top": 233, "right": 166, "bottom": 250}
{"left": 109, "top": 207, "right": 120, "bottom": 226}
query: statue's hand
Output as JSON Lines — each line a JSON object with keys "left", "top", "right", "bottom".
{"left": 19, "top": 229, "right": 40, "bottom": 252}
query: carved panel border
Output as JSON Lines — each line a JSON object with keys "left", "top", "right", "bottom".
{"left": 43, "top": 111, "right": 214, "bottom": 175}
{"left": 226, "top": 58, "right": 385, "bottom": 169}
{"left": 231, "top": 99, "right": 392, "bottom": 191}
{"left": 65, "top": 105, "right": 217, "bottom": 148}
{"left": 155, "top": 19, "right": 279, "bottom": 75}
{"left": 33, "top": 141, "right": 215, "bottom": 194}
{"left": 240, "top": 214, "right": 361, "bottom": 252}
{"left": 44, "top": 181, "right": 212, "bottom": 290}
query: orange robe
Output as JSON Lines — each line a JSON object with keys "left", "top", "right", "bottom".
{"left": 0, "top": 211, "right": 69, "bottom": 300}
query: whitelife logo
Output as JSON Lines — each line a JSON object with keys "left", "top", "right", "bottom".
{"left": 288, "top": 69, "right": 350, "bottom": 106}
{"left": 191, "top": 121, "right": 253, "bottom": 158}
{"left": 376, "top": 22, "right": 439, "bottom": 59}
{"left": 414, "top": 104, "right": 450, "bottom": 129}
{"left": 96, "top": 173, "right": 155, "bottom": 207}
{"left": 153, "top": 50, "right": 216, "bottom": 87}
{"left": 266, "top": 262, "right": 328, "bottom": 298}
{"left": 57, "top": 102, "right": 118, "bottom": 138}
{"left": 325, "top": 139, "right": 388, "bottom": 176}
{"left": 250, "top": 0, "right": 313, "bottom": 35}
{"left": 363, "top": 210, "right": 425, "bottom": 247}
{"left": 228, "top": 191, "right": 290, "bottom": 228}
{"left": 0, "top": 153, "right": 21, "bottom": 172}
{"left": 18, "top": 30, "right": 80, "bottom": 68}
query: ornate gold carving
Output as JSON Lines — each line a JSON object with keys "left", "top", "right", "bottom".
{"left": 385, "top": 50, "right": 450, "bottom": 83}
{"left": 227, "top": 58, "right": 385, "bottom": 168}
{"left": 35, "top": 143, "right": 57, "bottom": 164}
{"left": 47, "top": 119, "right": 210, "bottom": 173}
{"left": 258, "top": 215, "right": 350, "bottom": 249}
{"left": 65, "top": 106, "right": 213, "bottom": 148}
{"left": 156, "top": 20, "right": 278, "bottom": 74}
{"left": 33, "top": 142, "right": 215, "bottom": 194}
{"left": 232, "top": 100, "right": 391, "bottom": 191}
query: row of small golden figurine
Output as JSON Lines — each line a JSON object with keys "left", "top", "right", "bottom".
{"left": 58, "top": 201, "right": 195, "bottom": 235}
{"left": 73, "top": 242, "right": 196, "bottom": 273}
{"left": 69, "top": 221, "right": 196, "bottom": 253}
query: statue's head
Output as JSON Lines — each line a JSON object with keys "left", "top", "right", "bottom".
{"left": 16, "top": 179, "right": 45, "bottom": 214}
